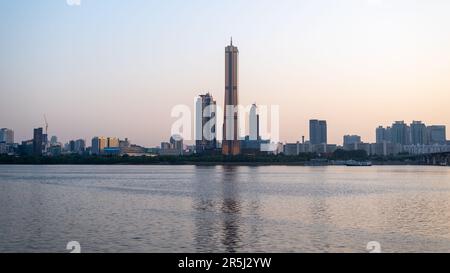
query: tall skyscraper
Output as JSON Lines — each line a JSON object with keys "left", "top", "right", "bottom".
{"left": 410, "top": 121, "right": 427, "bottom": 145}
{"left": 309, "top": 120, "right": 327, "bottom": 145}
{"left": 222, "top": 38, "right": 241, "bottom": 155}
{"left": 249, "top": 103, "right": 260, "bottom": 141}
{"left": 33, "top": 127, "right": 44, "bottom": 156}
{"left": 196, "top": 93, "right": 217, "bottom": 154}
{"left": 0, "top": 128, "right": 14, "bottom": 144}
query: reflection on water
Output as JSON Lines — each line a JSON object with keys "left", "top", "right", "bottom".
{"left": 193, "top": 166, "right": 246, "bottom": 252}
{"left": 1, "top": 165, "right": 450, "bottom": 253}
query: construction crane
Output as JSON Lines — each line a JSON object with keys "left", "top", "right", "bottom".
{"left": 44, "top": 114, "right": 48, "bottom": 135}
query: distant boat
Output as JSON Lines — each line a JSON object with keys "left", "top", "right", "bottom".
{"left": 346, "top": 160, "right": 372, "bottom": 167}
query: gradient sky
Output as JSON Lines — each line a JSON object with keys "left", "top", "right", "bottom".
{"left": 1, "top": 0, "right": 449, "bottom": 146}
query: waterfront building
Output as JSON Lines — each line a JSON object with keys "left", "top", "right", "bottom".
{"left": 343, "top": 135, "right": 362, "bottom": 146}
{"left": 0, "top": 128, "right": 14, "bottom": 144}
{"left": 160, "top": 135, "right": 184, "bottom": 156}
{"left": 120, "top": 145, "right": 147, "bottom": 156}
{"left": 103, "top": 147, "right": 121, "bottom": 156}
{"left": 0, "top": 142, "right": 7, "bottom": 154}
{"left": 107, "top": 137, "right": 119, "bottom": 148}
{"left": 240, "top": 136, "right": 270, "bottom": 155}
{"left": 222, "top": 38, "right": 241, "bottom": 155}
{"left": 312, "top": 143, "right": 337, "bottom": 154}
{"left": 391, "top": 121, "right": 410, "bottom": 145}
{"left": 160, "top": 142, "right": 171, "bottom": 150}
{"left": 309, "top": 120, "right": 327, "bottom": 145}
{"left": 74, "top": 139, "right": 86, "bottom": 154}
{"left": 50, "top": 136, "right": 58, "bottom": 145}
{"left": 91, "top": 137, "right": 107, "bottom": 155}
{"left": 19, "top": 140, "right": 34, "bottom": 156}
{"left": 119, "top": 138, "right": 130, "bottom": 148}
{"left": 48, "top": 144, "right": 62, "bottom": 157}
{"left": 370, "top": 142, "right": 403, "bottom": 156}
{"left": 33, "top": 127, "right": 44, "bottom": 156}
{"left": 249, "top": 103, "right": 260, "bottom": 141}
{"left": 195, "top": 93, "right": 217, "bottom": 154}
{"left": 376, "top": 126, "right": 390, "bottom": 143}
{"left": 283, "top": 142, "right": 301, "bottom": 156}
{"left": 427, "top": 125, "right": 446, "bottom": 145}
{"left": 410, "top": 121, "right": 427, "bottom": 145}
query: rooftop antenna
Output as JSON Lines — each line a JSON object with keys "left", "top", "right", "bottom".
{"left": 230, "top": 37, "right": 233, "bottom": 46}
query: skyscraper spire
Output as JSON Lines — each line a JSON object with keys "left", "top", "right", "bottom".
{"left": 230, "top": 37, "right": 233, "bottom": 46}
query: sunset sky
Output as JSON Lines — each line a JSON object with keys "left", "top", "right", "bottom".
{"left": 1, "top": 0, "right": 449, "bottom": 146}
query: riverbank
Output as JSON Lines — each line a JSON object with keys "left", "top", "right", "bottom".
{"left": 0, "top": 154, "right": 434, "bottom": 166}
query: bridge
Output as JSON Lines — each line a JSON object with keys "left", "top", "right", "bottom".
{"left": 418, "top": 152, "right": 450, "bottom": 166}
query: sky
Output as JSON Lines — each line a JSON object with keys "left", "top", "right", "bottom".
{"left": 1, "top": 0, "right": 450, "bottom": 146}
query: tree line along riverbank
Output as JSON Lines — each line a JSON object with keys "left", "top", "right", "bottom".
{"left": 0, "top": 149, "right": 425, "bottom": 165}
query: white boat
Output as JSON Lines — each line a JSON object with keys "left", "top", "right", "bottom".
{"left": 346, "top": 160, "right": 372, "bottom": 167}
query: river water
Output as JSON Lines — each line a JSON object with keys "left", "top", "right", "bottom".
{"left": 0, "top": 165, "right": 449, "bottom": 253}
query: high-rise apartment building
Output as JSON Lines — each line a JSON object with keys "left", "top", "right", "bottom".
{"left": 376, "top": 126, "right": 387, "bottom": 143}
{"left": 410, "top": 121, "right": 427, "bottom": 145}
{"left": 427, "top": 125, "right": 446, "bottom": 145}
{"left": 343, "top": 135, "right": 362, "bottom": 145}
{"left": 391, "top": 121, "right": 410, "bottom": 145}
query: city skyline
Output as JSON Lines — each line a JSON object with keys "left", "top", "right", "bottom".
{"left": 2, "top": 118, "right": 448, "bottom": 151}
{"left": 1, "top": 0, "right": 450, "bottom": 146}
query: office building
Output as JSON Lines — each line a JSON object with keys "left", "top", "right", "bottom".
{"left": 309, "top": 119, "right": 327, "bottom": 145}
{"left": 19, "top": 140, "right": 34, "bottom": 156}
{"left": 48, "top": 144, "right": 62, "bottom": 157}
{"left": 91, "top": 137, "right": 107, "bottom": 155}
{"left": 50, "top": 136, "right": 58, "bottom": 145}
{"left": 222, "top": 38, "right": 241, "bottom": 155}
{"left": 33, "top": 127, "right": 44, "bottom": 156}
{"left": 195, "top": 93, "right": 217, "bottom": 154}
{"left": 0, "top": 142, "right": 7, "bottom": 154}
{"left": 74, "top": 139, "right": 86, "bottom": 153}
{"left": 249, "top": 103, "right": 260, "bottom": 141}
{"left": 107, "top": 137, "right": 119, "bottom": 148}
{"left": 160, "top": 135, "right": 184, "bottom": 156}
{"left": 119, "top": 138, "right": 131, "bottom": 148}
{"left": 0, "top": 128, "right": 14, "bottom": 144}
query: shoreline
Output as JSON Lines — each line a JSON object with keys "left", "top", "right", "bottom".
{"left": 1, "top": 154, "right": 446, "bottom": 167}
{"left": 0, "top": 162, "right": 442, "bottom": 167}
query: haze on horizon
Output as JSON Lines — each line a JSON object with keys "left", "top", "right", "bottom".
{"left": 1, "top": 0, "right": 449, "bottom": 147}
